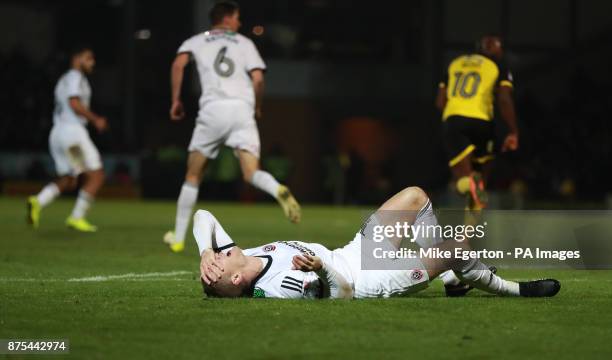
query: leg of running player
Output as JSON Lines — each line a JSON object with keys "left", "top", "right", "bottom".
{"left": 478, "top": 160, "right": 493, "bottom": 187}
{"left": 27, "top": 176, "right": 78, "bottom": 228}
{"left": 375, "top": 186, "right": 466, "bottom": 292}
{"left": 237, "top": 149, "right": 301, "bottom": 223}
{"left": 451, "top": 153, "right": 487, "bottom": 210}
{"left": 65, "top": 168, "right": 105, "bottom": 232}
{"left": 165, "top": 151, "right": 209, "bottom": 252}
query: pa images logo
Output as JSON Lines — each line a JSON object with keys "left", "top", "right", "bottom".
{"left": 263, "top": 244, "right": 276, "bottom": 252}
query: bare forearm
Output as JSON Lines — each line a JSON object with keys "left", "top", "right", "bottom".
{"left": 499, "top": 96, "right": 518, "bottom": 134}
{"left": 253, "top": 79, "right": 264, "bottom": 112}
{"left": 171, "top": 64, "right": 185, "bottom": 102}
{"left": 316, "top": 264, "right": 353, "bottom": 299}
{"left": 70, "top": 99, "right": 100, "bottom": 123}
{"left": 435, "top": 87, "right": 447, "bottom": 111}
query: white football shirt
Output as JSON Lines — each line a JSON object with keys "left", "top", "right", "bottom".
{"left": 177, "top": 29, "right": 265, "bottom": 112}
{"left": 53, "top": 69, "right": 91, "bottom": 126}
{"left": 243, "top": 241, "right": 335, "bottom": 299}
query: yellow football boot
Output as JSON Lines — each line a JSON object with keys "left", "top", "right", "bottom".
{"left": 27, "top": 196, "right": 41, "bottom": 229}
{"left": 66, "top": 217, "right": 98, "bottom": 232}
{"left": 163, "top": 231, "right": 185, "bottom": 253}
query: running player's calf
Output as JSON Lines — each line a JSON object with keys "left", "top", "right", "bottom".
{"left": 164, "top": 151, "right": 208, "bottom": 253}
{"left": 239, "top": 150, "right": 301, "bottom": 223}
{"left": 450, "top": 154, "right": 487, "bottom": 210}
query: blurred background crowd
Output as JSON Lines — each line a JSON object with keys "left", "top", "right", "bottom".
{"left": 1, "top": 0, "right": 611, "bottom": 206}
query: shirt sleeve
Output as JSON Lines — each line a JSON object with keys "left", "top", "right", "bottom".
{"left": 496, "top": 61, "right": 514, "bottom": 88}
{"left": 243, "top": 38, "right": 266, "bottom": 72}
{"left": 65, "top": 71, "right": 84, "bottom": 98}
{"left": 177, "top": 36, "right": 198, "bottom": 55}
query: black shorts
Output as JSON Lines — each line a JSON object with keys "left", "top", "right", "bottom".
{"left": 443, "top": 115, "right": 495, "bottom": 167}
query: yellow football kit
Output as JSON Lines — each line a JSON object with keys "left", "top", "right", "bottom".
{"left": 440, "top": 54, "right": 513, "bottom": 167}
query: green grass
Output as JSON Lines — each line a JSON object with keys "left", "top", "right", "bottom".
{"left": 1, "top": 197, "right": 612, "bottom": 359}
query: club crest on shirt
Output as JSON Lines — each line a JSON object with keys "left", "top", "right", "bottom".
{"left": 263, "top": 244, "right": 276, "bottom": 252}
{"left": 253, "top": 287, "right": 266, "bottom": 298}
{"left": 411, "top": 270, "right": 424, "bottom": 281}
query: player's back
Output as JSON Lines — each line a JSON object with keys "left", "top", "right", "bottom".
{"left": 53, "top": 69, "right": 90, "bottom": 127}
{"left": 179, "top": 30, "right": 265, "bottom": 111}
{"left": 442, "top": 54, "right": 501, "bottom": 121}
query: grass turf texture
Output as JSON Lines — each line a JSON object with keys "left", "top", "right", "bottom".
{"left": 1, "top": 197, "right": 612, "bottom": 359}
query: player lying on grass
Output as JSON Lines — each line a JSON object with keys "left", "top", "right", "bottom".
{"left": 194, "top": 186, "right": 560, "bottom": 299}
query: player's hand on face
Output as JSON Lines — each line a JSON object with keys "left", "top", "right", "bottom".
{"left": 501, "top": 133, "right": 519, "bottom": 152}
{"left": 93, "top": 116, "right": 108, "bottom": 133}
{"left": 170, "top": 100, "right": 185, "bottom": 121}
{"left": 200, "top": 249, "right": 224, "bottom": 285}
{"left": 292, "top": 254, "right": 322, "bottom": 272}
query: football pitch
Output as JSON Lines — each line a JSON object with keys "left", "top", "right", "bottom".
{"left": 1, "top": 197, "right": 612, "bottom": 359}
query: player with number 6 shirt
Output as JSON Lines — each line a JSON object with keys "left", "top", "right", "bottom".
{"left": 164, "top": 0, "right": 301, "bottom": 253}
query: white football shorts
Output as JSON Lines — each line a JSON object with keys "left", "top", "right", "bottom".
{"left": 49, "top": 124, "right": 102, "bottom": 177}
{"left": 189, "top": 99, "right": 261, "bottom": 159}
{"left": 333, "top": 232, "right": 430, "bottom": 299}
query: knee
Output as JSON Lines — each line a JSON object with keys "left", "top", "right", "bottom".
{"left": 96, "top": 170, "right": 106, "bottom": 184}
{"left": 193, "top": 209, "right": 215, "bottom": 225}
{"left": 185, "top": 170, "right": 202, "bottom": 185}
{"left": 64, "top": 178, "right": 78, "bottom": 192}
{"left": 402, "top": 186, "right": 429, "bottom": 209}
{"left": 69, "top": 180, "right": 78, "bottom": 191}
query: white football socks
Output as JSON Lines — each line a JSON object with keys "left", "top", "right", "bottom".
{"left": 174, "top": 182, "right": 199, "bottom": 242}
{"left": 439, "top": 270, "right": 461, "bottom": 286}
{"left": 36, "top": 183, "right": 60, "bottom": 208}
{"left": 250, "top": 170, "right": 281, "bottom": 198}
{"left": 457, "top": 259, "right": 520, "bottom": 296}
{"left": 70, "top": 190, "right": 93, "bottom": 219}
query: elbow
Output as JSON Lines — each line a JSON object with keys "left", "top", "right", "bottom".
{"left": 193, "top": 209, "right": 214, "bottom": 224}
{"left": 252, "top": 78, "right": 264, "bottom": 89}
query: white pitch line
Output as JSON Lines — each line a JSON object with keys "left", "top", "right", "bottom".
{"left": 0, "top": 271, "right": 193, "bottom": 283}
{"left": 69, "top": 270, "right": 192, "bottom": 282}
